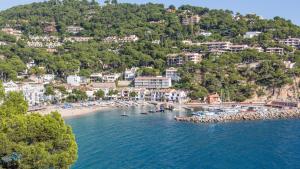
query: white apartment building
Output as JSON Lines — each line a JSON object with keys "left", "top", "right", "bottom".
{"left": 3, "top": 81, "right": 45, "bottom": 106}
{"left": 279, "top": 38, "right": 300, "bottom": 49}
{"left": 150, "top": 89, "right": 188, "bottom": 103}
{"left": 244, "top": 31, "right": 262, "bottom": 38}
{"left": 66, "top": 26, "right": 84, "bottom": 34}
{"left": 117, "top": 88, "right": 148, "bottom": 100}
{"left": 120, "top": 35, "right": 139, "bottom": 43}
{"left": 167, "top": 53, "right": 202, "bottom": 66}
{"left": 27, "top": 41, "right": 43, "bottom": 48}
{"left": 165, "top": 67, "right": 180, "bottom": 81}
{"left": 208, "top": 49, "right": 227, "bottom": 55}
{"left": 46, "top": 42, "right": 62, "bottom": 49}
{"left": 197, "top": 31, "right": 212, "bottom": 37}
{"left": 102, "top": 73, "right": 121, "bottom": 82}
{"left": 43, "top": 74, "right": 55, "bottom": 84}
{"left": 29, "top": 35, "right": 59, "bottom": 42}
{"left": 229, "top": 45, "right": 249, "bottom": 52}
{"left": 89, "top": 82, "right": 116, "bottom": 98}
{"left": 67, "top": 75, "right": 89, "bottom": 86}
{"left": 185, "top": 52, "right": 202, "bottom": 63}
{"left": 201, "top": 41, "right": 232, "bottom": 51}
{"left": 103, "top": 35, "right": 139, "bottom": 43}
{"left": 266, "top": 47, "right": 284, "bottom": 55}
{"left": 182, "top": 15, "right": 201, "bottom": 25}
{"left": 21, "top": 83, "right": 45, "bottom": 106}
{"left": 3, "top": 81, "right": 20, "bottom": 93}
{"left": 0, "top": 41, "right": 7, "bottom": 46}
{"left": 124, "top": 67, "right": 139, "bottom": 81}
{"left": 134, "top": 76, "right": 172, "bottom": 89}
{"left": 1, "top": 28, "right": 22, "bottom": 39}
{"left": 64, "top": 36, "right": 93, "bottom": 43}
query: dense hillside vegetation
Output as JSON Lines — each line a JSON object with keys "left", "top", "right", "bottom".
{"left": 0, "top": 82, "right": 77, "bottom": 168}
{"left": 0, "top": 0, "right": 299, "bottom": 102}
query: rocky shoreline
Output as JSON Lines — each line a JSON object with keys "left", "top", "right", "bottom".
{"left": 175, "top": 110, "right": 300, "bottom": 123}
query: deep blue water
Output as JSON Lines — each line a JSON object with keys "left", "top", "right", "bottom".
{"left": 66, "top": 107, "right": 300, "bottom": 169}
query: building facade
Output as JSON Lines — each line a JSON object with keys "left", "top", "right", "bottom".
{"left": 134, "top": 76, "right": 172, "bottom": 89}
{"left": 165, "top": 67, "right": 180, "bottom": 81}
{"left": 244, "top": 31, "right": 262, "bottom": 38}
{"left": 67, "top": 75, "right": 89, "bottom": 86}
{"left": 124, "top": 67, "right": 139, "bottom": 81}
{"left": 266, "top": 47, "right": 284, "bottom": 55}
{"left": 167, "top": 53, "right": 202, "bottom": 66}
{"left": 279, "top": 38, "right": 300, "bottom": 49}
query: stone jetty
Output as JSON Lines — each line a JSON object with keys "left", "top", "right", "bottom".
{"left": 175, "top": 110, "right": 300, "bottom": 123}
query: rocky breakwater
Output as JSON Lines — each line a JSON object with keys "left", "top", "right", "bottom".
{"left": 175, "top": 110, "right": 300, "bottom": 123}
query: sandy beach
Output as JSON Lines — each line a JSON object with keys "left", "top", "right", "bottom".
{"left": 32, "top": 100, "right": 150, "bottom": 118}
{"left": 35, "top": 104, "right": 117, "bottom": 118}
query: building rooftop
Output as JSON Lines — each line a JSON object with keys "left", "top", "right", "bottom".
{"left": 135, "top": 76, "right": 170, "bottom": 80}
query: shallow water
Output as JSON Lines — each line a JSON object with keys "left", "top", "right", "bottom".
{"left": 66, "top": 106, "right": 300, "bottom": 169}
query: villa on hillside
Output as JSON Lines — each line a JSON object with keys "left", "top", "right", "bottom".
{"left": 244, "top": 31, "right": 262, "bottom": 38}
{"left": 66, "top": 26, "right": 84, "bottom": 34}
{"left": 64, "top": 36, "right": 93, "bottom": 43}
{"left": 229, "top": 45, "right": 249, "bottom": 53}
{"left": 181, "top": 15, "right": 201, "bottom": 25}
{"left": 0, "top": 41, "right": 7, "bottom": 46}
{"left": 167, "top": 53, "right": 202, "bottom": 66}
{"left": 279, "top": 38, "right": 300, "bottom": 49}
{"left": 103, "top": 35, "right": 139, "bottom": 43}
{"left": 201, "top": 41, "right": 232, "bottom": 51}
{"left": 102, "top": 73, "right": 121, "bottom": 83}
{"left": 266, "top": 47, "right": 284, "bottom": 55}
{"left": 1, "top": 28, "right": 22, "bottom": 39}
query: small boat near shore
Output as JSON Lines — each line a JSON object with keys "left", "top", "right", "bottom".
{"left": 141, "top": 112, "right": 148, "bottom": 115}
{"left": 121, "top": 112, "right": 129, "bottom": 117}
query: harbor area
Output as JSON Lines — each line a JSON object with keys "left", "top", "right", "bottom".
{"left": 175, "top": 104, "right": 300, "bottom": 123}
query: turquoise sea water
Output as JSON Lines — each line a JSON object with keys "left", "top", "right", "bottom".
{"left": 66, "top": 107, "right": 300, "bottom": 169}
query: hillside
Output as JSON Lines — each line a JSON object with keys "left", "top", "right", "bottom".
{"left": 0, "top": 0, "right": 299, "bottom": 102}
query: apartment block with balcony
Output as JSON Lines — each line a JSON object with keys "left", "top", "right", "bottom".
{"left": 266, "top": 47, "right": 284, "bottom": 55}
{"left": 167, "top": 53, "right": 202, "bottom": 66}
{"left": 134, "top": 76, "right": 172, "bottom": 89}
{"left": 279, "top": 38, "right": 300, "bottom": 49}
{"left": 201, "top": 41, "right": 232, "bottom": 51}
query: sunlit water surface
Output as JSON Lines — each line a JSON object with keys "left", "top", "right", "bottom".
{"left": 66, "top": 107, "right": 300, "bottom": 169}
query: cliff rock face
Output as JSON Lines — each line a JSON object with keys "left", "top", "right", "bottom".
{"left": 246, "top": 77, "right": 300, "bottom": 102}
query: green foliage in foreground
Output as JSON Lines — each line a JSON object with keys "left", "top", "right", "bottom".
{"left": 0, "top": 83, "right": 77, "bottom": 168}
